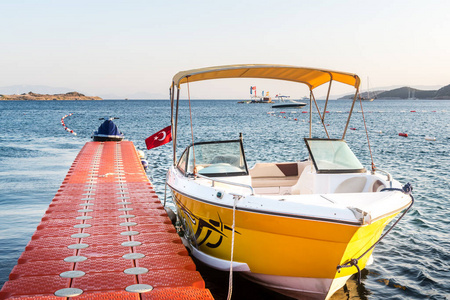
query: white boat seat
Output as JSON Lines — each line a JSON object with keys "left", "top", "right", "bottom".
{"left": 371, "top": 179, "right": 386, "bottom": 192}
{"left": 334, "top": 177, "right": 367, "bottom": 193}
{"left": 252, "top": 176, "right": 299, "bottom": 188}
{"left": 250, "top": 162, "right": 300, "bottom": 187}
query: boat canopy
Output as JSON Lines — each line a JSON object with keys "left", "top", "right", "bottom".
{"left": 172, "top": 64, "right": 360, "bottom": 90}
{"left": 170, "top": 64, "right": 362, "bottom": 164}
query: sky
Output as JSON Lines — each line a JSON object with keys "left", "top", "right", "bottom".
{"left": 1, "top": 0, "right": 449, "bottom": 99}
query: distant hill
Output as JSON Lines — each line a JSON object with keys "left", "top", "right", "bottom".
{"left": 338, "top": 84, "right": 450, "bottom": 100}
{"left": 0, "top": 85, "right": 75, "bottom": 95}
{"left": 434, "top": 84, "right": 450, "bottom": 99}
{"left": 376, "top": 87, "right": 437, "bottom": 99}
{"left": 0, "top": 91, "right": 102, "bottom": 101}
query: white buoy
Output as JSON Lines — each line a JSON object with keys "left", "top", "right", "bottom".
{"left": 137, "top": 150, "right": 145, "bottom": 159}
{"left": 372, "top": 130, "right": 382, "bottom": 134}
{"left": 425, "top": 136, "right": 436, "bottom": 141}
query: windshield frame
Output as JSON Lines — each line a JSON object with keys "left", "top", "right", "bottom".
{"left": 177, "top": 139, "right": 249, "bottom": 177}
{"left": 304, "top": 138, "right": 366, "bottom": 174}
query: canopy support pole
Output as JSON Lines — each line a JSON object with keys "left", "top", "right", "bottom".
{"left": 311, "top": 93, "right": 330, "bottom": 139}
{"left": 322, "top": 79, "right": 333, "bottom": 122}
{"left": 309, "top": 91, "right": 312, "bottom": 138}
{"left": 342, "top": 88, "right": 359, "bottom": 139}
{"left": 170, "top": 85, "right": 175, "bottom": 164}
{"left": 173, "top": 86, "right": 181, "bottom": 164}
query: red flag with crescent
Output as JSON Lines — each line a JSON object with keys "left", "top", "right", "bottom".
{"left": 145, "top": 125, "right": 172, "bottom": 150}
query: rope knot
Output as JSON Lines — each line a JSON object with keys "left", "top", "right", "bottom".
{"left": 402, "top": 183, "right": 413, "bottom": 194}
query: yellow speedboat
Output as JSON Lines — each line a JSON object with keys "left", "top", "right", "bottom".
{"left": 166, "top": 65, "right": 413, "bottom": 299}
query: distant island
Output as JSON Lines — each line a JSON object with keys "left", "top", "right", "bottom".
{"left": 339, "top": 84, "right": 450, "bottom": 100}
{"left": 0, "top": 91, "right": 102, "bottom": 101}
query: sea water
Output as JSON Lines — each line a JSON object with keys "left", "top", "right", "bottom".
{"left": 0, "top": 99, "right": 448, "bottom": 299}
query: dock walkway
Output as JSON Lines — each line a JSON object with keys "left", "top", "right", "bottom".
{"left": 0, "top": 141, "right": 213, "bottom": 299}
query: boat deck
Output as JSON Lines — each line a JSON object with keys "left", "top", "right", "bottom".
{"left": 0, "top": 141, "right": 213, "bottom": 299}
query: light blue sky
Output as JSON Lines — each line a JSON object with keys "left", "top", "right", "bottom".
{"left": 1, "top": 0, "right": 449, "bottom": 99}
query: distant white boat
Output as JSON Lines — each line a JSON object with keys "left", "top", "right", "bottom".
{"left": 272, "top": 95, "right": 307, "bottom": 108}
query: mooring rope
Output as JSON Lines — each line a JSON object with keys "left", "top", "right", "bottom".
{"left": 227, "top": 194, "right": 241, "bottom": 300}
{"left": 337, "top": 183, "right": 414, "bottom": 284}
{"left": 359, "top": 97, "right": 376, "bottom": 172}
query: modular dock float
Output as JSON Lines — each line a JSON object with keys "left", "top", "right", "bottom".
{"left": 0, "top": 141, "right": 214, "bottom": 299}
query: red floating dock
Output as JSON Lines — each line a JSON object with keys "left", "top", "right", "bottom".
{"left": 0, "top": 141, "right": 213, "bottom": 300}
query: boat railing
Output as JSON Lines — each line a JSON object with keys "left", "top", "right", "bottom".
{"left": 375, "top": 168, "right": 392, "bottom": 186}
{"left": 195, "top": 173, "right": 255, "bottom": 195}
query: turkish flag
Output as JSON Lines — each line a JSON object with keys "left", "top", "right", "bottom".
{"left": 145, "top": 125, "right": 172, "bottom": 150}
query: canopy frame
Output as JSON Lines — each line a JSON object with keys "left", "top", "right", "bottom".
{"left": 169, "top": 64, "right": 360, "bottom": 164}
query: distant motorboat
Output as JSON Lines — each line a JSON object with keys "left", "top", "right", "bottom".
{"left": 92, "top": 117, "right": 124, "bottom": 141}
{"left": 272, "top": 95, "right": 307, "bottom": 108}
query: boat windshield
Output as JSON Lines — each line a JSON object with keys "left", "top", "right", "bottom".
{"left": 305, "top": 138, "right": 365, "bottom": 173}
{"left": 178, "top": 140, "right": 248, "bottom": 177}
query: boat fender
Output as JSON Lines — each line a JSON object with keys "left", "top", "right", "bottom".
{"left": 399, "top": 133, "right": 408, "bottom": 137}
{"left": 164, "top": 207, "right": 177, "bottom": 225}
{"left": 425, "top": 136, "right": 436, "bottom": 141}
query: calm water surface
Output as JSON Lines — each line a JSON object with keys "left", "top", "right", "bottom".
{"left": 0, "top": 100, "right": 448, "bottom": 299}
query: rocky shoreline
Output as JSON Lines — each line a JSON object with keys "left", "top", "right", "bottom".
{"left": 0, "top": 91, "right": 102, "bottom": 101}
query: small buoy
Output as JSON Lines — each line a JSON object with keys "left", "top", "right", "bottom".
{"left": 425, "top": 136, "right": 436, "bottom": 141}
{"left": 325, "top": 111, "right": 330, "bottom": 113}
{"left": 137, "top": 150, "right": 145, "bottom": 159}
{"left": 372, "top": 130, "right": 382, "bottom": 134}
{"left": 410, "top": 110, "right": 416, "bottom": 113}
{"left": 280, "top": 112, "right": 286, "bottom": 114}
{"left": 399, "top": 133, "right": 408, "bottom": 137}
{"left": 294, "top": 118, "right": 298, "bottom": 121}
{"left": 350, "top": 128, "right": 357, "bottom": 130}
{"left": 302, "top": 111, "right": 308, "bottom": 113}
